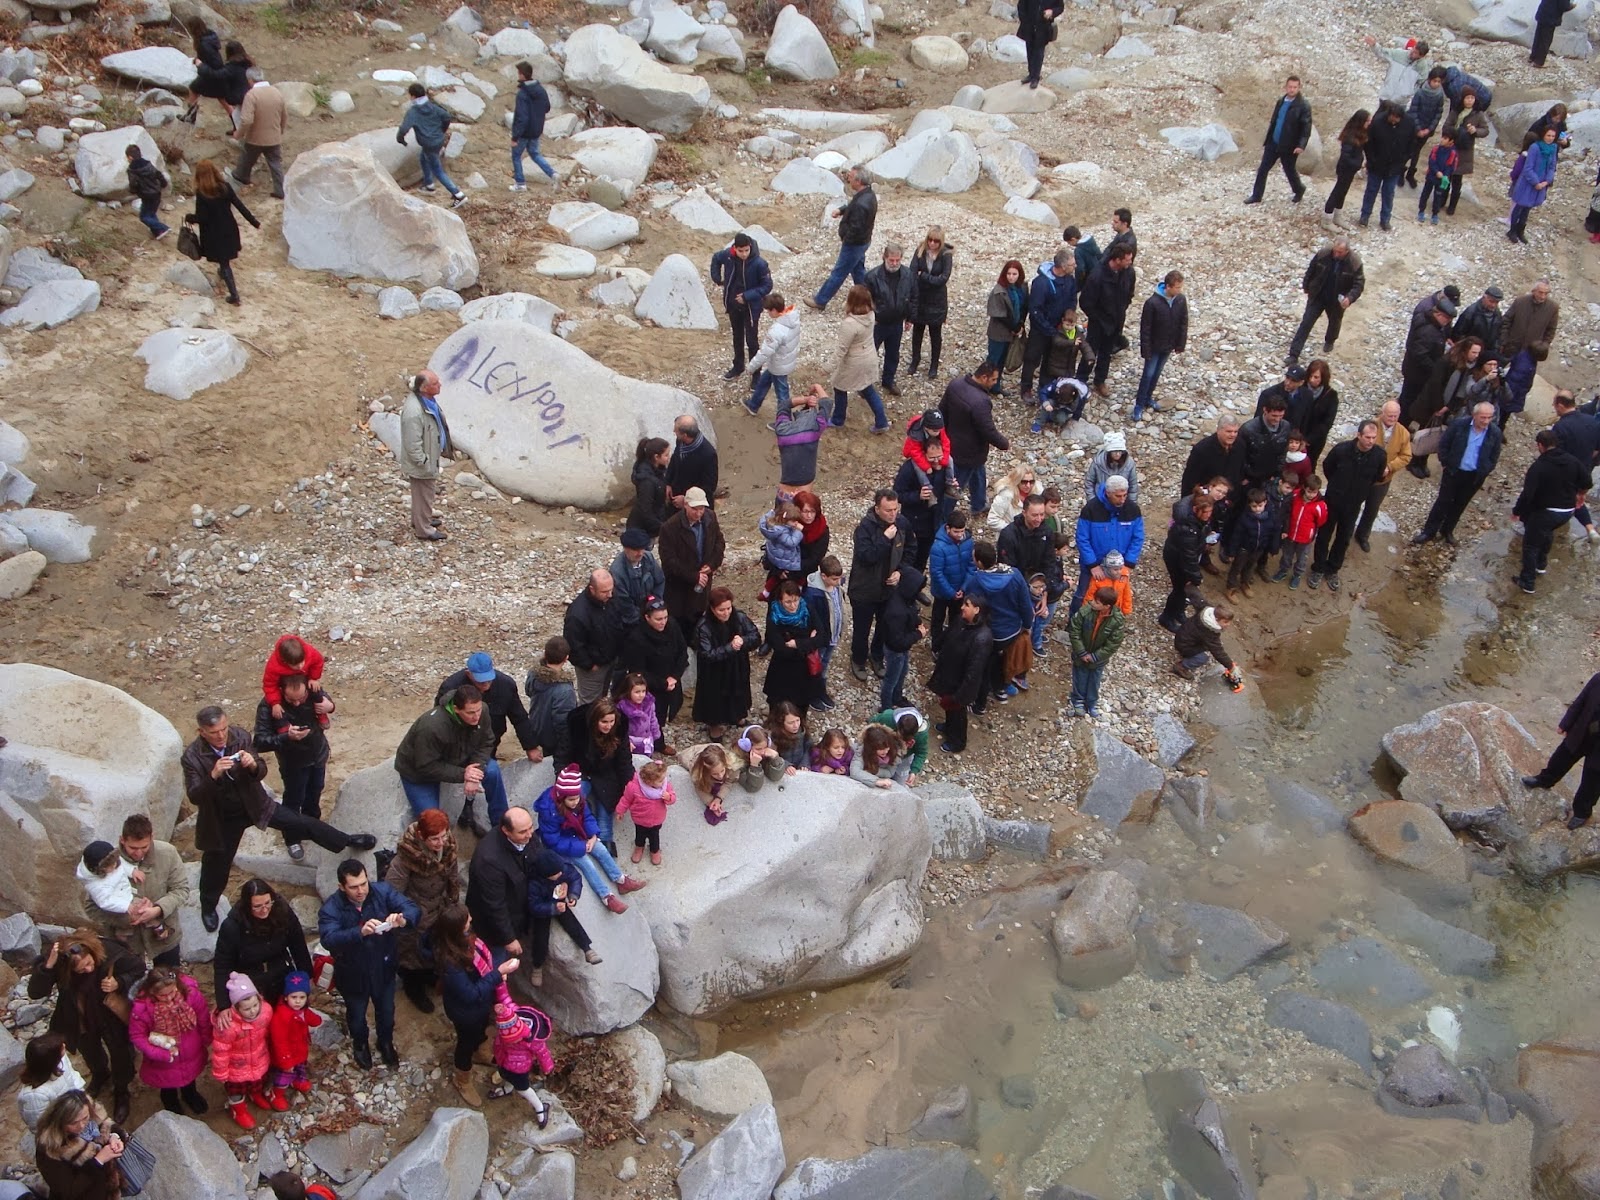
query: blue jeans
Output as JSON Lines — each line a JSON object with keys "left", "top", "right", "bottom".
{"left": 879, "top": 648, "right": 910, "bottom": 709}
{"left": 1180, "top": 651, "right": 1212, "bottom": 672}
{"left": 137, "top": 195, "right": 168, "bottom": 237}
{"left": 512, "top": 137, "right": 554, "bottom": 184}
{"left": 419, "top": 146, "right": 461, "bottom": 196}
{"left": 814, "top": 242, "right": 867, "bottom": 308}
{"left": 1359, "top": 171, "right": 1399, "bottom": 226}
{"left": 874, "top": 320, "right": 904, "bottom": 388}
{"left": 340, "top": 979, "right": 396, "bottom": 1050}
{"left": 747, "top": 371, "right": 792, "bottom": 415}
{"left": 1031, "top": 600, "right": 1056, "bottom": 651}
{"left": 1071, "top": 663, "right": 1103, "bottom": 712}
{"left": 592, "top": 804, "right": 615, "bottom": 846}
{"left": 400, "top": 759, "right": 508, "bottom": 827}
{"left": 955, "top": 463, "right": 989, "bottom": 515}
{"left": 568, "top": 840, "right": 624, "bottom": 899}
{"left": 1134, "top": 351, "right": 1169, "bottom": 412}
{"left": 831, "top": 386, "right": 888, "bottom": 431}
{"left": 819, "top": 642, "right": 837, "bottom": 680}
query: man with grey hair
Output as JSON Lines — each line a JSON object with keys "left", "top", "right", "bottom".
{"left": 1287, "top": 238, "right": 1364, "bottom": 364}
{"left": 230, "top": 67, "right": 287, "bottom": 198}
{"left": 400, "top": 369, "right": 451, "bottom": 541}
{"left": 562, "top": 568, "right": 624, "bottom": 704}
{"left": 1412, "top": 400, "right": 1503, "bottom": 546}
{"left": 1354, "top": 399, "right": 1413, "bottom": 550}
{"left": 866, "top": 241, "right": 915, "bottom": 396}
{"left": 1180, "top": 414, "right": 1245, "bottom": 495}
{"left": 1499, "top": 279, "right": 1560, "bottom": 430}
{"left": 805, "top": 166, "right": 877, "bottom": 313}
{"left": 665, "top": 413, "right": 718, "bottom": 510}
{"left": 1309, "top": 419, "right": 1386, "bottom": 591}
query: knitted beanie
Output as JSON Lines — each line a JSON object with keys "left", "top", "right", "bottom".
{"left": 554, "top": 764, "right": 584, "bottom": 800}
{"left": 282, "top": 971, "right": 312, "bottom": 998}
{"left": 226, "top": 971, "right": 259, "bottom": 1005}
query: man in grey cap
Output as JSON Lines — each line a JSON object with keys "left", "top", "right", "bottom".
{"left": 1452, "top": 285, "right": 1504, "bottom": 360}
{"left": 611, "top": 527, "right": 666, "bottom": 632}
{"left": 434, "top": 653, "right": 541, "bottom": 762}
{"left": 1398, "top": 293, "right": 1457, "bottom": 413}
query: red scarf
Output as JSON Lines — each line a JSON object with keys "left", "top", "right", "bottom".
{"left": 151, "top": 984, "right": 197, "bottom": 1036}
{"left": 802, "top": 513, "right": 829, "bottom": 547}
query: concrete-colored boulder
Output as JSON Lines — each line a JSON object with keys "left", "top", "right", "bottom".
{"left": 1347, "top": 799, "right": 1467, "bottom": 884}
{"left": 345, "top": 126, "right": 426, "bottom": 188}
{"left": 908, "top": 35, "right": 969, "bottom": 73}
{"left": 914, "top": 782, "right": 986, "bottom": 861}
{"left": 765, "top": 5, "right": 839, "bottom": 81}
{"left": 634, "top": 253, "right": 718, "bottom": 330}
{"left": 606, "top": 1025, "right": 666, "bottom": 1121}
{"left": 480, "top": 27, "right": 547, "bottom": 58}
{"left": 426, "top": 319, "right": 716, "bottom": 508}
{"left": 644, "top": 4, "right": 705, "bottom": 64}
{"left": 355, "top": 1109, "right": 487, "bottom": 1200}
{"left": 377, "top": 286, "right": 422, "bottom": 319}
{"left": 134, "top": 1111, "right": 247, "bottom": 1200}
{"left": 0, "top": 550, "right": 46, "bottom": 600}
{"left": 75, "top": 127, "right": 165, "bottom": 198}
{"left": 776, "top": 1148, "right": 990, "bottom": 1199}
{"left": 0, "top": 663, "right": 184, "bottom": 925}
{"left": 1519, "top": 1018, "right": 1600, "bottom": 1198}
{"left": 867, "top": 129, "right": 980, "bottom": 194}
{"left": 136, "top": 329, "right": 248, "bottom": 400}
{"left": 568, "top": 126, "right": 660, "bottom": 187}
{"left": 697, "top": 23, "right": 746, "bottom": 71}
{"left": 770, "top": 157, "right": 846, "bottom": 197}
{"left": 0, "top": 510, "right": 96, "bottom": 564}
{"left": 458, "top": 292, "right": 561, "bottom": 331}
{"left": 563, "top": 23, "right": 712, "bottom": 135}
{"left": 521, "top": 884, "right": 657, "bottom": 1035}
{"left": 626, "top": 766, "right": 930, "bottom": 1014}
{"left": 669, "top": 186, "right": 742, "bottom": 235}
{"left": 276, "top": 81, "right": 317, "bottom": 118}
{"left": 282, "top": 142, "right": 479, "bottom": 289}
{"left": 1004, "top": 195, "right": 1058, "bottom": 225}
{"left": 1160, "top": 122, "right": 1239, "bottom": 161}
{"left": 815, "top": 129, "right": 890, "bottom": 165}
{"left": 667, "top": 1051, "right": 773, "bottom": 1119}
{"left": 677, "top": 1104, "right": 786, "bottom": 1200}
{"left": 0, "top": 280, "right": 101, "bottom": 330}
{"left": 980, "top": 138, "right": 1039, "bottom": 198}
{"left": 536, "top": 244, "right": 599, "bottom": 280}
{"left": 547, "top": 200, "right": 640, "bottom": 250}
{"left": 980, "top": 81, "right": 1056, "bottom": 114}
{"left": 101, "top": 47, "right": 196, "bottom": 90}
{"left": 1051, "top": 868, "right": 1140, "bottom": 987}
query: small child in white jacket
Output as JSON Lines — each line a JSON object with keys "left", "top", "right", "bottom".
{"left": 77, "top": 839, "right": 171, "bottom": 942}
{"left": 746, "top": 294, "right": 802, "bottom": 418}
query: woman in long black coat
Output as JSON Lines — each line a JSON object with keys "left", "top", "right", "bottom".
{"left": 184, "top": 27, "right": 251, "bottom": 128}
{"left": 762, "top": 581, "right": 825, "bottom": 718}
{"left": 627, "top": 438, "right": 670, "bottom": 541}
{"left": 1014, "top": 0, "right": 1059, "bottom": 89}
{"left": 908, "top": 227, "right": 953, "bottom": 379}
{"left": 619, "top": 597, "right": 689, "bottom": 730}
{"left": 692, "top": 585, "right": 761, "bottom": 739}
{"left": 565, "top": 697, "right": 634, "bottom": 853}
{"left": 186, "top": 159, "right": 259, "bottom": 306}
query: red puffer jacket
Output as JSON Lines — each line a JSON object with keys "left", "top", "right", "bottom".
{"left": 269, "top": 1001, "right": 323, "bottom": 1070}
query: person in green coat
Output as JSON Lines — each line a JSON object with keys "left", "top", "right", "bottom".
{"left": 870, "top": 706, "right": 928, "bottom": 786}
{"left": 1067, "top": 586, "right": 1126, "bottom": 718}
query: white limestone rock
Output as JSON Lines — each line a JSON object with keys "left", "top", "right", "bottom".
{"left": 669, "top": 186, "right": 743, "bottom": 234}
{"left": 459, "top": 292, "right": 562, "bottom": 330}
{"left": 1004, "top": 194, "right": 1058, "bottom": 225}
{"left": 980, "top": 80, "right": 1056, "bottom": 114}
{"left": 770, "top": 157, "right": 845, "bottom": 196}
{"left": 547, "top": 200, "right": 641, "bottom": 250}
{"left": 633, "top": 253, "right": 717, "bottom": 329}
{"left": 1160, "top": 122, "right": 1239, "bottom": 161}
{"left": 536, "top": 244, "right": 599, "bottom": 279}
{"left": 479, "top": 27, "right": 548, "bottom": 59}
{"left": 377, "top": 285, "right": 422, "bottom": 318}
{"left": 420, "top": 286, "right": 464, "bottom": 311}
{"left": 74, "top": 127, "right": 164, "bottom": 198}
{"left": 980, "top": 137, "right": 1040, "bottom": 198}
{"left": 136, "top": 328, "right": 248, "bottom": 399}
{"left": 764, "top": 4, "right": 839, "bottom": 81}
{"left": 563, "top": 23, "right": 712, "bottom": 134}
{"left": 0, "top": 279, "right": 101, "bottom": 330}
{"left": 908, "top": 35, "right": 969, "bottom": 73}
{"left": 568, "top": 125, "right": 660, "bottom": 186}
{"left": 644, "top": 4, "right": 705, "bottom": 63}
{"left": 815, "top": 128, "right": 890, "bottom": 164}
{"left": 866, "top": 128, "right": 980, "bottom": 194}
{"left": 100, "top": 47, "right": 196, "bottom": 90}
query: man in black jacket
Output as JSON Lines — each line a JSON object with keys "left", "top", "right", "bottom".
{"left": 563, "top": 570, "right": 624, "bottom": 705}
{"left": 1134, "top": 271, "right": 1187, "bottom": 421}
{"left": 866, "top": 242, "right": 916, "bottom": 395}
{"left": 847, "top": 489, "right": 916, "bottom": 681}
{"left": 1287, "top": 239, "right": 1364, "bottom": 363}
{"left": 465, "top": 805, "right": 538, "bottom": 961}
{"left": 998, "top": 494, "right": 1062, "bottom": 643}
{"left": 1522, "top": 672, "right": 1600, "bottom": 830}
{"left": 1078, "top": 243, "right": 1135, "bottom": 398}
{"left": 1245, "top": 75, "right": 1312, "bottom": 205}
{"left": 252, "top": 673, "right": 336, "bottom": 860}
{"left": 1310, "top": 421, "right": 1387, "bottom": 591}
{"left": 1180, "top": 416, "right": 1245, "bottom": 495}
{"left": 928, "top": 595, "right": 994, "bottom": 754}
{"left": 1240, "top": 393, "right": 1292, "bottom": 493}
{"left": 940, "top": 362, "right": 1011, "bottom": 516}
{"left": 1398, "top": 298, "right": 1455, "bottom": 412}
{"left": 664, "top": 414, "right": 718, "bottom": 510}
{"left": 1358, "top": 100, "right": 1417, "bottom": 230}
{"left": 806, "top": 166, "right": 877, "bottom": 312}
{"left": 510, "top": 60, "right": 555, "bottom": 188}
{"left": 1412, "top": 401, "right": 1504, "bottom": 546}
{"left": 1512, "top": 430, "right": 1591, "bottom": 593}
{"left": 435, "top": 652, "right": 540, "bottom": 761}
{"left": 1531, "top": 0, "right": 1577, "bottom": 67}
{"left": 1452, "top": 286, "right": 1504, "bottom": 361}
{"left": 1552, "top": 390, "right": 1600, "bottom": 470}
{"left": 710, "top": 232, "right": 772, "bottom": 380}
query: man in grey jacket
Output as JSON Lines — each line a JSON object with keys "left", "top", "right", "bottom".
{"left": 400, "top": 370, "right": 451, "bottom": 542}
{"left": 80, "top": 813, "right": 192, "bottom": 966}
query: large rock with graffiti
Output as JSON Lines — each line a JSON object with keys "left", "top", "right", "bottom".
{"left": 425, "top": 320, "right": 715, "bottom": 509}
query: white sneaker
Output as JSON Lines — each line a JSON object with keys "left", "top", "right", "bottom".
{"left": 1589, "top": 527, "right": 1600, "bottom": 544}
{"left": 509, "top": 183, "right": 528, "bottom": 192}
{"left": 451, "top": 193, "right": 468, "bottom": 208}
{"left": 420, "top": 183, "right": 438, "bottom": 193}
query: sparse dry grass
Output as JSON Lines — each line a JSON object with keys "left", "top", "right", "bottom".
{"left": 546, "top": 1036, "right": 641, "bottom": 1148}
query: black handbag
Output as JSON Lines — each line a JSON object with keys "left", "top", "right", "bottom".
{"left": 176, "top": 225, "right": 203, "bottom": 261}
{"left": 117, "top": 1133, "right": 157, "bottom": 1195}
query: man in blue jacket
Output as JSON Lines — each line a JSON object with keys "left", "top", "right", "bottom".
{"left": 397, "top": 83, "right": 465, "bottom": 208}
{"left": 710, "top": 233, "right": 772, "bottom": 381}
{"left": 1020, "top": 249, "right": 1077, "bottom": 400}
{"left": 1411, "top": 400, "right": 1503, "bottom": 546}
{"left": 318, "top": 860, "right": 421, "bottom": 1070}
{"left": 962, "top": 540, "right": 1034, "bottom": 709}
{"left": 509, "top": 60, "right": 555, "bottom": 190}
{"left": 1072, "top": 475, "right": 1144, "bottom": 612}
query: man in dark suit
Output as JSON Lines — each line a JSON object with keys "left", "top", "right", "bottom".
{"left": 1245, "top": 75, "right": 1312, "bottom": 205}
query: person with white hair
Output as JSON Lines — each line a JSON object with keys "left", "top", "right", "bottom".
{"left": 400, "top": 371, "right": 451, "bottom": 542}
{"left": 1072, "top": 474, "right": 1144, "bottom": 613}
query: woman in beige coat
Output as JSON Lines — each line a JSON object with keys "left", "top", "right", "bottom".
{"left": 400, "top": 369, "right": 452, "bottom": 541}
{"left": 827, "top": 285, "right": 890, "bottom": 433}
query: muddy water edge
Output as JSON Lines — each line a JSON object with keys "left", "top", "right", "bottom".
{"left": 704, "top": 526, "right": 1599, "bottom": 1199}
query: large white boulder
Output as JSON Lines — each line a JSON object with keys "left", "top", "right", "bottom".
{"left": 867, "top": 128, "right": 980, "bottom": 194}
{"left": 568, "top": 126, "right": 660, "bottom": 188}
{"left": 282, "top": 142, "right": 479, "bottom": 289}
{"left": 459, "top": 292, "right": 561, "bottom": 331}
{"left": 345, "top": 127, "right": 426, "bottom": 188}
{"left": 74, "top": 127, "right": 164, "bottom": 198}
{"left": 426, "top": 319, "right": 716, "bottom": 507}
{"left": 833, "top": 0, "right": 874, "bottom": 43}
{"left": 563, "top": 23, "right": 713, "bottom": 134}
{"left": 1562, "top": 108, "right": 1600, "bottom": 155}
{"left": 669, "top": 186, "right": 742, "bottom": 235}
{"left": 136, "top": 329, "right": 248, "bottom": 400}
{"left": 547, "top": 200, "right": 641, "bottom": 250}
{"left": 0, "top": 664, "right": 184, "bottom": 925}
{"left": 519, "top": 878, "right": 659, "bottom": 1035}
{"left": 432, "top": 85, "right": 486, "bottom": 123}
{"left": 479, "top": 27, "right": 548, "bottom": 59}
{"left": 355, "top": 1109, "right": 487, "bottom": 1200}
{"left": 770, "top": 157, "right": 846, "bottom": 196}
{"left": 626, "top": 766, "right": 930, "bottom": 1014}
{"left": 906, "top": 105, "right": 1017, "bottom": 139}
{"left": 765, "top": 5, "right": 839, "bottom": 81}
{"left": 0, "top": 280, "right": 101, "bottom": 330}
{"left": 815, "top": 128, "right": 890, "bottom": 164}
{"left": 1004, "top": 194, "right": 1058, "bottom": 226}
{"left": 698, "top": 24, "right": 746, "bottom": 71}
{"left": 100, "top": 47, "right": 196, "bottom": 90}
{"left": 135, "top": 1112, "right": 247, "bottom": 1200}
{"left": 1469, "top": 0, "right": 1593, "bottom": 55}
{"left": 908, "top": 35, "right": 969, "bottom": 73}
{"left": 1160, "top": 122, "right": 1239, "bottom": 161}
{"left": 980, "top": 80, "right": 1056, "bottom": 114}
{"left": 980, "top": 138, "right": 1040, "bottom": 198}
{"left": 535, "top": 244, "right": 598, "bottom": 279}
{"left": 677, "top": 1105, "right": 786, "bottom": 1200}
{"left": 634, "top": 253, "right": 717, "bottom": 329}
{"left": 667, "top": 1052, "right": 772, "bottom": 1118}
{"left": 0, "top": 510, "right": 96, "bottom": 564}
{"left": 645, "top": 4, "right": 706, "bottom": 63}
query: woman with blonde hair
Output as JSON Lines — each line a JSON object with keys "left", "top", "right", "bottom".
{"left": 185, "top": 158, "right": 260, "bottom": 305}
{"left": 827, "top": 284, "right": 889, "bottom": 433}
{"left": 908, "top": 226, "right": 952, "bottom": 380}
{"left": 35, "top": 1089, "right": 124, "bottom": 1200}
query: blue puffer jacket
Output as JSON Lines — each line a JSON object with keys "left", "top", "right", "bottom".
{"left": 1075, "top": 485, "right": 1146, "bottom": 567}
{"left": 534, "top": 786, "right": 598, "bottom": 859}
{"left": 929, "top": 526, "right": 974, "bottom": 600}
{"left": 961, "top": 565, "right": 1034, "bottom": 641}
{"left": 1028, "top": 262, "right": 1077, "bottom": 336}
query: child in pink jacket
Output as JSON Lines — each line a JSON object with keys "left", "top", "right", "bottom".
{"left": 493, "top": 997, "right": 553, "bottom": 1128}
{"left": 615, "top": 760, "right": 676, "bottom": 866}
{"left": 129, "top": 967, "right": 213, "bottom": 1116}
{"left": 212, "top": 972, "right": 279, "bottom": 1129}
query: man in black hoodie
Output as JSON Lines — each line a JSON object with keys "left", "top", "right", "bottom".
{"left": 806, "top": 166, "right": 877, "bottom": 312}
{"left": 1078, "top": 243, "right": 1135, "bottom": 398}
{"left": 125, "top": 144, "right": 170, "bottom": 239}
{"left": 1513, "top": 429, "right": 1591, "bottom": 593}
{"left": 1358, "top": 100, "right": 1417, "bottom": 231}
{"left": 928, "top": 595, "right": 994, "bottom": 754}
{"left": 878, "top": 565, "right": 928, "bottom": 709}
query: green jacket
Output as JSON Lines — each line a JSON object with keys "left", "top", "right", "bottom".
{"left": 871, "top": 707, "right": 928, "bottom": 777}
{"left": 395, "top": 703, "right": 493, "bottom": 785}
{"left": 1068, "top": 604, "right": 1126, "bottom": 665}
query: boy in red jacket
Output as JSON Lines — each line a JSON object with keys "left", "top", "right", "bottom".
{"left": 1271, "top": 475, "right": 1328, "bottom": 590}
{"left": 263, "top": 635, "right": 329, "bottom": 726}
{"left": 268, "top": 970, "right": 321, "bottom": 1098}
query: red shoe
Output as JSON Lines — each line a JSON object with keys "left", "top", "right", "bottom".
{"left": 292, "top": 1078, "right": 312, "bottom": 1093}
{"left": 247, "top": 1089, "right": 273, "bottom": 1111}
{"left": 604, "top": 894, "right": 628, "bottom": 914}
{"left": 616, "top": 875, "right": 647, "bottom": 894}
{"left": 229, "top": 1100, "right": 256, "bottom": 1129}
{"left": 267, "top": 1088, "right": 289, "bottom": 1112}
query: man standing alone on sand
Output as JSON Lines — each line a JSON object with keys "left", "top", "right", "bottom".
{"left": 1245, "top": 76, "right": 1312, "bottom": 206}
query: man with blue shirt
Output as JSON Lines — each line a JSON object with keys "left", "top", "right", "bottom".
{"left": 1412, "top": 401, "right": 1503, "bottom": 547}
{"left": 1245, "top": 76, "right": 1312, "bottom": 205}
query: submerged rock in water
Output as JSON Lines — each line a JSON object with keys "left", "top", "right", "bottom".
{"left": 1308, "top": 935, "right": 1432, "bottom": 1007}
{"left": 1143, "top": 1069, "right": 1255, "bottom": 1200}
{"left": 1377, "top": 1043, "right": 1481, "bottom": 1121}
{"left": 1264, "top": 990, "right": 1375, "bottom": 1074}
{"left": 1519, "top": 1019, "right": 1600, "bottom": 1199}
{"left": 1174, "top": 902, "right": 1288, "bottom": 981}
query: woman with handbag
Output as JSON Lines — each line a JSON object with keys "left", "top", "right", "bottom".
{"left": 27, "top": 933, "right": 143, "bottom": 1126}
{"left": 185, "top": 159, "right": 260, "bottom": 306}
{"left": 382, "top": 809, "right": 461, "bottom": 1015}
{"left": 763, "top": 580, "right": 825, "bottom": 719}
{"left": 986, "top": 261, "right": 1029, "bottom": 397}
{"left": 1015, "top": 0, "right": 1058, "bottom": 89}
{"left": 212, "top": 879, "right": 312, "bottom": 1013}
{"left": 34, "top": 1090, "right": 128, "bottom": 1200}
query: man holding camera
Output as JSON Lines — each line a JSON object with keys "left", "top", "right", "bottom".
{"left": 183, "top": 704, "right": 377, "bottom": 932}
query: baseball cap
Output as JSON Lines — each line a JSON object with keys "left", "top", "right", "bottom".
{"left": 1285, "top": 365, "right": 1308, "bottom": 382}
{"left": 683, "top": 487, "right": 710, "bottom": 508}
{"left": 466, "top": 652, "right": 495, "bottom": 683}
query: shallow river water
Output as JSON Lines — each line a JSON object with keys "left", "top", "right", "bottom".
{"left": 716, "top": 526, "right": 1600, "bottom": 1199}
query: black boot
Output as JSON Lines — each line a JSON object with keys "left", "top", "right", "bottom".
{"left": 352, "top": 1043, "right": 373, "bottom": 1069}
{"left": 161, "top": 1088, "right": 183, "bottom": 1114}
{"left": 112, "top": 1090, "right": 131, "bottom": 1125}
{"left": 401, "top": 969, "right": 435, "bottom": 1014}
{"left": 181, "top": 1082, "right": 209, "bottom": 1114}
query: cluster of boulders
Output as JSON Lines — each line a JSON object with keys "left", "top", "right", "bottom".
{"left": 0, "top": 415, "right": 94, "bottom": 599}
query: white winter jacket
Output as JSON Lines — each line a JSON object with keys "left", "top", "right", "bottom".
{"left": 750, "top": 307, "right": 801, "bottom": 376}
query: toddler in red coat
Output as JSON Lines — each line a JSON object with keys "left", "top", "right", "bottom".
{"left": 268, "top": 971, "right": 321, "bottom": 1097}
{"left": 213, "top": 972, "right": 279, "bottom": 1129}
{"left": 263, "top": 635, "right": 330, "bottom": 726}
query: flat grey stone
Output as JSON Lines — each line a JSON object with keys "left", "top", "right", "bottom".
{"left": 1370, "top": 890, "right": 1497, "bottom": 978}
{"left": 1175, "top": 902, "right": 1288, "bottom": 981}
{"left": 775, "top": 1146, "right": 990, "bottom": 1199}
{"left": 984, "top": 817, "right": 1051, "bottom": 859}
{"left": 1309, "top": 935, "right": 1432, "bottom": 1007}
{"left": 1265, "top": 990, "right": 1374, "bottom": 1074}
{"left": 1152, "top": 713, "right": 1194, "bottom": 767}
{"left": 910, "top": 1083, "right": 977, "bottom": 1147}
{"left": 1079, "top": 728, "right": 1165, "bottom": 827}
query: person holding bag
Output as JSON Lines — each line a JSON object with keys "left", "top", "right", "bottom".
{"left": 185, "top": 159, "right": 259, "bottom": 306}
{"left": 34, "top": 1090, "right": 129, "bottom": 1200}
{"left": 1015, "top": 0, "right": 1058, "bottom": 89}
{"left": 27, "top": 932, "right": 143, "bottom": 1125}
